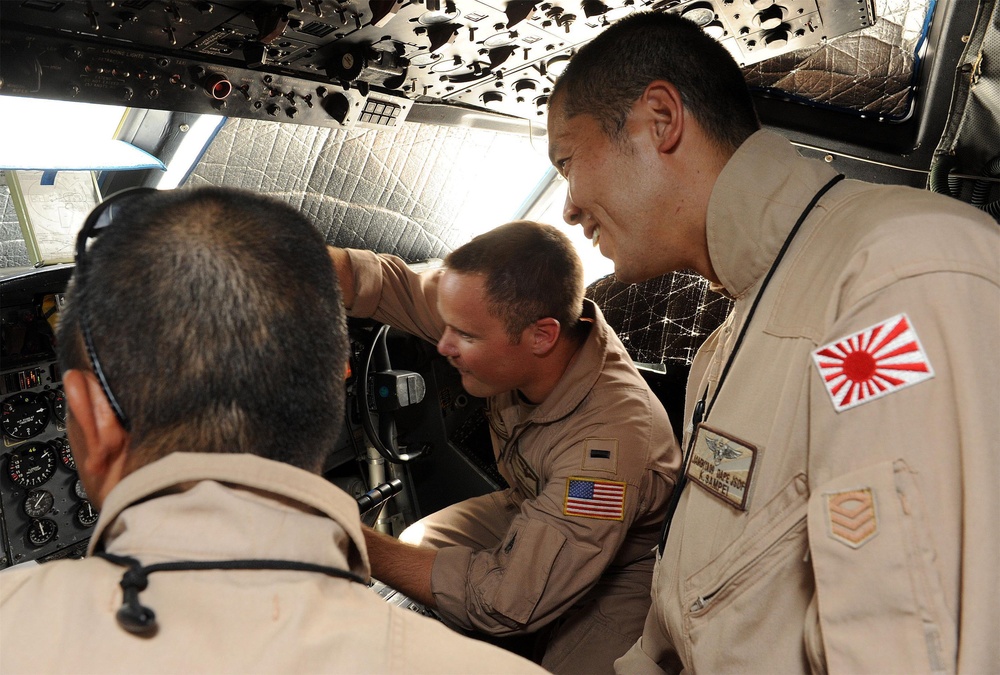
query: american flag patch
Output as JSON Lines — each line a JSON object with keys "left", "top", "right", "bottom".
{"left": 563, "top": 478, "right": 626, "bottom": 521}
{"left": 812, "top": 313, "right": 934, "bottom": 412}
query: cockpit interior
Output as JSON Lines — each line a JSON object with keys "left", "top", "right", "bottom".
{"left": 0, "top": 0, "right": 996, "bottom": 579}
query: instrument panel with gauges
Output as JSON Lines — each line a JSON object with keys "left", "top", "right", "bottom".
{"left": 0, "top": 266, "right": 96, "bottom": 569}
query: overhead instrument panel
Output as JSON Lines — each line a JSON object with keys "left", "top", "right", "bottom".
{"left": 0, "top": 0, "right": 875, "bottom": 128}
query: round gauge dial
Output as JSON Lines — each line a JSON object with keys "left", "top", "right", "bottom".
{"left": 26, "top": 518, "right": 58, "bottom": 547}
{"left": 76, "top": 500, "right": 99, "bottom": 528}
{"left": 681, "top": 6, "right": 715, "bottom": 27}
{"left": 23, "top": 488, "right": 54, "bottom": 518}
{"left": 7, "top": 442, "right": 58, "bottom": 488}
{"left": 2, "top": 392, "right": 50, "bottom": 440}
{"left": 53, "top": 437, "right": 75, "bottom": 470}
{"left": 74, "top": 478, "right": 88, "bottom": 501}
{"left": 50, "top": 389, "right": 67, "bottom": 423}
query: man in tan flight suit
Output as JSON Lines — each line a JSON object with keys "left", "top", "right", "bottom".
{"left": 546, "top": 12, "right": 999, "bottom": 674}
{"left": 0, "top": 187, "right": 546, "bottom": 675}
{"left": 330, "top": 220, "right": 680, "bottom": 674}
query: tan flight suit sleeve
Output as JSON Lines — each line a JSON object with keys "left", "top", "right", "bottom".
{"left": 805, "top": 269, "right": 1000, "bottom": 672}
{"left": 344, "top": 249, "right": 446, "bottom": 343}
{"left": 432, "top": 383, "right": 664, "bottom": 635}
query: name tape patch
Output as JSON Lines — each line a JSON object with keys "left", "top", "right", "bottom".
{"left": 686, "top": 425, "right": 757, "bottom": 511}
{"left": 563, "top": 477, "right": 626, "bottom": 521}
{"left": 813, "top": 313, "right": 933, "bottom": 413}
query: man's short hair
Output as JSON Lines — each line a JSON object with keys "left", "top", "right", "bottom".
{"left": 551, "top": 11, "right": 760, "bottom": 152}
{"left": 444, "top": 221, "right": 584, "bottom": 341}
{"left": 57, "top": 186, "right": 347, "bottom": 473}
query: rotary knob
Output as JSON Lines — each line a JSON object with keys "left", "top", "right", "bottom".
{"left": 322, "top": 92, "right": 351, "bottom": 125}
{"left": 754, "top": 5, "right": 785, "bottom": 30}
{"left": 763, "top": 25, "right": 791, "bottom": 48}
{"left": 481, "top": 90, "right": 504, "bottom": 108}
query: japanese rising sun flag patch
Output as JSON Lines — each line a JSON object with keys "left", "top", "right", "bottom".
{"left": 813, "top": 313, "right": 934, "bottom": 412}
{"left": 564, "top": 477, "right": 626, "bottom": 521}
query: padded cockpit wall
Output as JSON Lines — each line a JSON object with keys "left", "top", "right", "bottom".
{"left": 185, "top": 118, "right": 549, "bottom": 261}
{"left": 0, "top": 178, "right": 30, "bottom": 269}
{"left": 744, "top": 0, "right": 933, "bottom": 120}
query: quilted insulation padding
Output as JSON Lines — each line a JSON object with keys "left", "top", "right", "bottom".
{"left": 0, "top": 175, "right": 31, "bottom": 269}
{"left": 186, "top": 117, "right": 549, "bottom": 263}
{"left": 744, "top": 0, "right": 932, "bottom": 120}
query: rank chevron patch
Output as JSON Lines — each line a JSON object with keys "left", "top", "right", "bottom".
{"left": 812, "top": 313, "right": 934, "bottom": 412}
{"left": 827, "top": 488, "right": 878, "bottom": 548}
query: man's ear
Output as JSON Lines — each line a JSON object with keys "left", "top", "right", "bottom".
{"left": 529, "top": 318, "right": 562, "bottom": 356}
{"left": 639, "top": 80, "right": 685, "bottom": 154}
{"left": 63, "top": 369, "right": 130, "bottom": 503}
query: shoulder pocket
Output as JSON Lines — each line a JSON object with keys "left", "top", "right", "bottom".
{"left": 477, "top": 517, "right": 567, "bottom": 626}
{"left": 808, "top": 460, "right": 953, "bottom": 674}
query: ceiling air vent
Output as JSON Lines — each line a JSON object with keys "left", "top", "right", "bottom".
{"left": 300, "top": 21, "right": 337, "bottom": 38}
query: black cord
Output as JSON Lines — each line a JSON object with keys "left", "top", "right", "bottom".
{"left": 657, "top": 174, "right": 845, "bottom": 554}
{"left": 96, "top": 552, "right": 367, "bottom": 637}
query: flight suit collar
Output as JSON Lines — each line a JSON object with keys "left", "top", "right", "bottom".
{"left": 706, "top": 130, "right": 839, "bottom": 299}
{"left": 87, "top": 452, "right": 370, "bottom": 578}
{"left": 490, "top": 299, "right": 610, "bottom": 496}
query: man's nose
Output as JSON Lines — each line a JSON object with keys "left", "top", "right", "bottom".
{"left": 563, "top": 189, "right": 583, "bottom": 226}
{"left": 437, "top": 331, "right": 458, "bottom": 358}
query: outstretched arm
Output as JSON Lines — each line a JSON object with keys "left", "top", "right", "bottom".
{"left": 363, "top": 526, "right": 438, "bottom": 608}
{"left": 328, "top": 246, "right": 356, "bottom": 309}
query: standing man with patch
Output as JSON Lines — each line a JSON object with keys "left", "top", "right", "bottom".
{"left": 328, "top": 220, "right": 680, "bottom": 674}
{"left": 547, "top": 12, "right": 999, "bottom": 673}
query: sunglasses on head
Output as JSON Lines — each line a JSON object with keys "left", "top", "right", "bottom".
{"left": 74, "top": 187, "right": 159, "bottom": 432}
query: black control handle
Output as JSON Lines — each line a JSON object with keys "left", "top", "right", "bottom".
{"left": 356, "top": 478, "right": 403, "bottom": 514}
